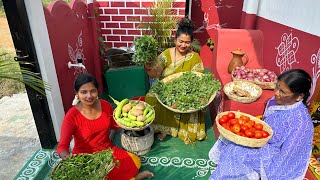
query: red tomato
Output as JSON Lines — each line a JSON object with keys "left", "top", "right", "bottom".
{"left": 219, "top": 116, "right": 228, "bottom": 124}
{"left": 229, "top": 119, "right": 239, "bottom": 126}
{"left": 238, "top": 118, "right": 245, "bottom": 125}
{"left": 249, "top": 120, "right": 255, "bottom": 127}
{"left": 232, "top": 124, "right": 241, "bottom": 133}
{"left": 254, "top": 131, "right": 263, "bottom": 139}
{"left": 249, "top": 127, "right": 256, "bottom": 134}
{"left": 240, "top": 115, "right": 250, "bottom": 122}
{"left": 227, "top": 112, "right": 236, "bottom": 120}
{"left": 225, "top": 125, "right": 232, "bottom": 131}
{"left": 244, "top": 129, "right": 254, "bottom": 138}
{"left": 240, "top": 125, "right": 249, "bottom": 133}
{"left": 261, "top": 130, "right": 270, "bottom": 138}
{"left": 236, "top": 132, "right": 245, "bottom": 137}
{"left": 254, "top": 123, "right": 264, "bottom": 130}
{"left": 222, "top": 115, "right": 229, "bottom": 120}
{"left": 244, "top": 122, "right": 252, "bottom": 129}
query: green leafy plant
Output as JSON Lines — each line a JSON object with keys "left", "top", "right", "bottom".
{"left": 191, "top": 39, "right": 202, "bottom": 53}
{"left": 132, "top": 35, "right": 159, "bottom": 65}
{"left": 0, "top": 59, "right": 51, "bottom": 96}
{"left": 136, "top": 0, "right": 179, "bottom": 51}
{"left": 51, "top": 149, "right": 118, "bottom": 180}
{"left": 206, "top": 38, "right": 214, "bottom": 51}
{"left": 151, "top": 72, "right": 221, "bottom": 111}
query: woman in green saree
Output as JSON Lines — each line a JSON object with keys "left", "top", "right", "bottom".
{"left": 145, "top": 17, "right": 205, "bottom": 144}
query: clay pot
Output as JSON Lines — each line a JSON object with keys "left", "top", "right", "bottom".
{"left": 227, "top": 48, "right": 249, "bottom": 74}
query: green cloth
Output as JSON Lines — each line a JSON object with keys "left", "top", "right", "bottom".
{"left": 113, "top": 110, "right": 217, "bottom": 179}
{"left": 14, "top": 111, "right": 216, "bottom": 180}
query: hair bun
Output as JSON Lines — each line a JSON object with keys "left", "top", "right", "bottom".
{"left": 177, "top": 17, "right": 194, "bottom": 29}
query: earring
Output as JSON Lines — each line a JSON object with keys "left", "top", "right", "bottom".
{"left": 72, "top": 95, "right": 80, "bottom": 106}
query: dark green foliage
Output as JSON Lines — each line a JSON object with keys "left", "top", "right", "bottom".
{"left": 51, "top": 149, "right": 117, "bottom": 180}
{"left": 151, "top": 72, "right": 221, "bottom": 111}
{"left": 132, "top": 35, "right": 159, "bottom": 65}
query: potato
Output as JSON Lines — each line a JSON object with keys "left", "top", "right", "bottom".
{"left": 134, "top": 103, "right": 145, "bottom": 110}
{"left": 130, "top": 109, "right": 143, "bottom": 116}
{"left": 122, "top": 104, "right": 132, "bottom": 113}
{"left": 137, "top": 115, "right": 146, "bottom": 122}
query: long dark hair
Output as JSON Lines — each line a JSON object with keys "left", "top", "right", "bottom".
{"left": 277, "top": 69, "right": 312, "bottom": 105}
{"left": 175, "top": 17, "right": 195, "bottom": 41}
{"left": 74, "top": 73, "right": 98, "bottom": 93}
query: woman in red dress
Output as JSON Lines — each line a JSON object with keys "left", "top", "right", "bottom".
{"left": 56, "top": 73, "right": 154, "bottom": 180}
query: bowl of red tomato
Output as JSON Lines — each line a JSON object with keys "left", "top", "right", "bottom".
{"left": 216, "top": 111, "right": 273, "bottom": 147}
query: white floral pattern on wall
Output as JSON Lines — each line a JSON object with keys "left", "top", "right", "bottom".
{"left": 276, "top": 32, "right": 299, "bottom": 73}
{"left": 68, "top": 31, "right": 87, "bottom": 76}
{"left": 307, "top": 48, "right": 320, "bottom": 104}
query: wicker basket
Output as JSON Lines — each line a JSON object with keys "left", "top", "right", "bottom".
{"left": 231, "top": 69, "right": 276, "bottom": 89}
{"left": 155, "top": 72, "right": 217, "bottom": 113}
{"left": 223, "top": 80, "right": 262, "bottom": 103}
{"left": 113, "top": 100, "right": 155, "bottom": 131}
{"left": 215, "top": 111, "right": 273, "bottom": 147}
{"left": 121, "top": 126, "right": 154, "bottom": 156}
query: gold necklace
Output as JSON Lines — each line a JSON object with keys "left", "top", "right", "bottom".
{"left": 174, "top": 48, "right": 187, "bottom": 68}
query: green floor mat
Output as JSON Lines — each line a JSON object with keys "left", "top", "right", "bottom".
{"left": 113, "top": 110, "right": 217, "bottom": 180}
{"left": 15, "top": 111, "right": 217, "bottom": 180}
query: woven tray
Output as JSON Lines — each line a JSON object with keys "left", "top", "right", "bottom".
{"left": 231, "top": 69, "right": 276, "bottom": 89}
{"left": 155, "top": 72, "right": 217, "bottom": 113}
{"left": 223, "top": 80, "right": 262, "bottom": 103}
{"left": 113, "top": 100, "right": 155, "bottom": 131}
{"left": 215, "top": 111, "right": 273, "bottom": 147}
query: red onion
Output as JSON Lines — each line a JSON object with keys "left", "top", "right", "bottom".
{"left": 258, "top": 71, "right": 265, "bottom": 77}
{"left": 262, "top": 75, "right": 269, "bottom": 80}
{"left": 264, "top": 78, "right": 271, "bottom": 82}
{"left": 240, "top": 66, "right": 245, "bottom": 70}
{"left": 268, "top": 73, "right": 276, "bottom": 80}
{"left": 261, "top": 69, "right": 269, "bottom": 73}
{"left": 247, "top": 73, "right": 254, "bottom": 78}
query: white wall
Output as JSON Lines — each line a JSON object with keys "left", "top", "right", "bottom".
{"left": 24, "top": 0, "right": 65, "bottom": 140}
{"left": 243, "top": 0, "right": 320, "bottom": 36}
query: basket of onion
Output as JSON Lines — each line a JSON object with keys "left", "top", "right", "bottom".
{"left": 231, "top": 66, "right": 277, "bottom": 89}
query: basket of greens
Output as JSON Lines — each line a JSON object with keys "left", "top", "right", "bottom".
{"left": 51, "top": 149, "right": 117, "bottom": 180}
{"left": 151, "top": 72, "right": 221, "bottom": 113}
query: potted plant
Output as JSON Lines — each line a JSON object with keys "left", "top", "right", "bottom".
{"left": 132, "top": 35, "right": 164, "bottom": 79}
{"left": 136, "top": 0, "right": 179, "bottom": 51}
{"left": 132, "top": 35, "right": 158, "bottom": 66}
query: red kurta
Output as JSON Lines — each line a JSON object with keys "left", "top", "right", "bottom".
{"left": 56, "top": 99, "right": 139, "bottom": 180}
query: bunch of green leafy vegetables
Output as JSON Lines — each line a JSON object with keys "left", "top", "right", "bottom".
{"left": 132, "top": 35, "right": 159, "bottom": 65}
{"left": 151, "top": 72, "right": 221, "bottom": 111}
{"left": 51, "top": 149, "right": 118, "bottom": 180}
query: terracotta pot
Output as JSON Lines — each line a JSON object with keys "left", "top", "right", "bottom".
{"left": 227, "top": 48, "right": 249, "bottom": 74}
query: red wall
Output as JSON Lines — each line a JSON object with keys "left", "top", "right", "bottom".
{"left": 44, "top": 0, "right": 102, "bottom": 112}
{"left": 191, "top": 0, "right": 244, "bottom": 68}
{"left": 256, "top": 16, "right": 320, "bottom": 104}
